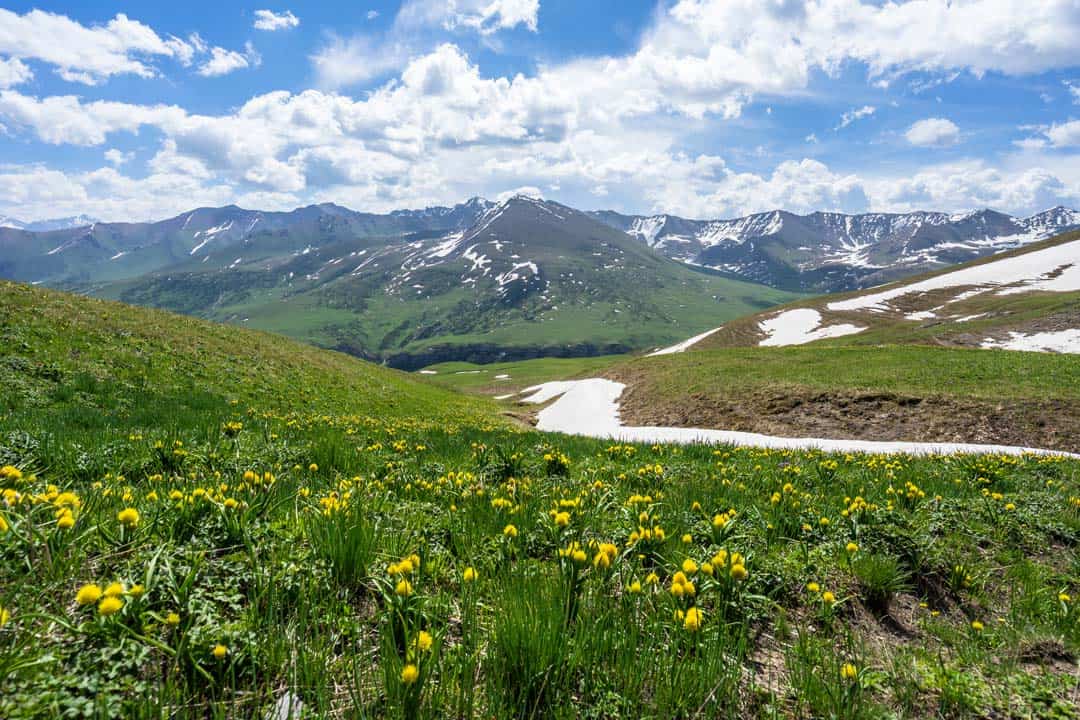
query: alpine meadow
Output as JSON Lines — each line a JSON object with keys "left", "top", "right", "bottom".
{"left": 2, "top": 2, "right": 1080, "bottom": 719}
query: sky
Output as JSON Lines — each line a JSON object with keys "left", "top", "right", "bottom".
{"left": 0, "top": 1, "right": 1078, "bottom": 223}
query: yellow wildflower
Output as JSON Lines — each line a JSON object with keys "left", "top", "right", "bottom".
{"left": 117, "top": 507, "right": 140, "bottom": 528}
{"left": 98, "top": 596, "right": 123, "bottom": 616}
{"left": 75, "top": 584, "right": 102, "bottom": 606}
{"left": 401, "top": 663, "right": 419, "bottom": 684}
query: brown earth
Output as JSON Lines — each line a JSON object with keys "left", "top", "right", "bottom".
{"left": 606, "top": 369, "right": 1080, "bottom": 454}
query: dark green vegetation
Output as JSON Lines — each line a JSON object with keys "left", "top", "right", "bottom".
{"left": 1, "top": 282, "right": 1079, "bottom": 718}
{"left": 1, "top": 197, "right": 801, "bottom": 368}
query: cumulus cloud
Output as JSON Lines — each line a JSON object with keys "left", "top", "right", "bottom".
{"left": 905, "top": 118, "right": 961, "bottom": 147}
{"left": 836, "top": 105, "right": 875, "bottom": 130}
{"left": 253, "top": 10, "right": 299, "bottom": 31}
{"left": 0, "top": 9, "right": 200, "bottom": 84}
{"left": 1045, "top": 120, "right": 1080, "bottom": 148}
{"left": 313, "top": 0, "right": 539, "bottom": 89}
{"left": 0, "top": 9, "right": 259, "bottom": 85}
{"left": 4, "top": 1, "right": 1080, "bottom": 222}
{"left": 496, "top": 185, "right": 544, "bottom": 201}
{"left": 398, "top": 0, "right": 539, "bottom": 35}
{"left": 0, "top": 56, "right": 31, "bottom": 88}
{"left": 868, "top": 161, "right": 1077, "bottom": 215}
{"left": 104, "top": 148, "right": 134, "bottom": 166}
{"left": 198, "top": 43, "right": 261, "bottom": 77}
{"left": 1066, "top": 80, "right": 1080, "bottom": 104}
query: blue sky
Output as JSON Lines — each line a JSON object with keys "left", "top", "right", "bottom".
{"left": 0, "top": 1, "right": 1078, "bottom": 222}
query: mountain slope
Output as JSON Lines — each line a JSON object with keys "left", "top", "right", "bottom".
{"left": 593, "top": 206, "right": 1080, "bottom": 293}
{"left": 647, "top": 228, "right": 1080, "bottom": 355}
{"left": 81, "top": 196, "right": 803, "bottom": 368}
{"left": 0, "top": 200, "right": 494, "bottom": 287}
{"left": 0, "top": 279, "right": 490, "bottom": 425}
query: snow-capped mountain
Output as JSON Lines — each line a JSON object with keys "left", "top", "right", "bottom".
{"left": 592, "top": 206, "right": 1080, "bottom": 292}
{"left": 648, "top": 227, "right": 1080, "bottom": 356}
{"left": 0, "top": 215, "right": 99, "bottom": 231}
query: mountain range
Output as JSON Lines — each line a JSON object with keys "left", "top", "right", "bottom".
{"left": 0, "top": 214, "right": 99, "bottom": 233}
{"left": 1, "top": 195, "right": 1077, "bottom": 366}
{"left": 592, "top": 206, "right": 1080, "bottom": 292}
{"left": 646, "top": 229, "right": 1080, "bottom": 356}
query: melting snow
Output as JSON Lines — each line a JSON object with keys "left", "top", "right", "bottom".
{"left": 981, "top": 330, "right": 1080, "bottom": 353}
{"left": 647, "top": 327, "right": 723, "bottom": 356}
{"left": 759, "top": 309, "right": 864, "bottom": 347}
{"left": 110, "top": 251, "right": 127, "bottom": 261}
{"left": 517, "top": 380, "right": 1075, "bottom": 457}
{"left": 190, "top": 221, "right": 233, "bottom": 255}
{"left": 418, "top": 370, "right": 437, "bottom": 375}
{"left": 827, "top": 238, "right": 1080, "bottom": 312}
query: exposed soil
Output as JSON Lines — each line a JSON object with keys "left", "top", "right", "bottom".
{"left": 607, "top": 368, "right": 1080, "bottom": 453}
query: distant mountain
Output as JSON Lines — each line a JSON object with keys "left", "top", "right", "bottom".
{"left": 0, "top": 200, "right": 494, "bottom": 286}
{"left": 0, "top": 214, "right": 98, "bottom": 232}
{"left": 6, "top": 195, "right": 1077, "bottom": 366}
{"left": 646, "top": 228, "right": 1080, "bottom": 356}
{"left": 592, "top": 206, "right": 1080, "bottom": 293}
{"left": 18, "top": 196, "right": 796, "bottom": 368}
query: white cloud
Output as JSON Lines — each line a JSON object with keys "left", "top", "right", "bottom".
{"left": 0, "top": 9, "right": 197, "bottom": 84}
{"left": 198, "top": 43, "right": 261, "bottom": 77}
{"left": 0, "top": 56, "right": 31, "bottom": 88}
{"left": 104, "top": 148, "right": 134, "bottom": 166}
{"left": 0, "top": 164, "right": 236, "bottom": 222}
{"left": 496, "top": 185, "right": 544, "bottom": 201}
{"left": 0, "top": 90, "right": 184, "bottom": 145}
{"left": 4, "top": 2, "right": 1080, "bottom": 222}
{"left": 1066, "top": 80, "right": 1080, "bottom": 104}
{"left": 1045, "top": 120, "right": 1080, "bottom": 148}
{"left": 905, "top": 118, "right": 961, "bottom": 147}
{"left": 253, "top": 10, "right": 299, "bottom": 31}
{"left": 868, "top": 160, "right": 1077, "bottom": 215}
{"left": 398, "top": 0, "right": 539, "bottom": 35}
{"left": 367, "top": 10, "right": 380, "bottom": 20}
{"left": 836, "top": 105, "right": 875, "bottom": 130}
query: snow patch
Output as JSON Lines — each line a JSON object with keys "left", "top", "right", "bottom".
{"left": 827, "top": 238, "right": 1080, "bottom": 312}
{"left": 647, "top": 327, "right": 723, "bottom": 356}
{"left": 758, "top": 309, "right": 864, "bottom": 347}
{"left": 190, "top": 221, "right": 233, "bottom": 255}
{"left": 981, "top": 329, "right": 1080, "bottom": 353}
{"left": 517, "top": 380, "right": 1075, "bottom": 457}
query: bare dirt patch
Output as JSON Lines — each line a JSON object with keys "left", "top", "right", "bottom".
{"left": 607, "top": 369, "right": 1080, "bottom": 453}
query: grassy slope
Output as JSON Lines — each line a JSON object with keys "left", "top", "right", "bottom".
{"left": 615, "top": 346, "right": 1080, "bottom": 401}
{"left": 89, "top": 239, "right": 803, "bottom": 366}
{"left": 418, "top": 355, "right": 627, "bottom": 395}
{"left": 1, "top": 282, "right": 1079, "bottom": 718}
{"left": 605, "top": 346, "right": 1080, "bottom": 452}
{"left": 0, "top": 280, "right": 491, "bottom": 434}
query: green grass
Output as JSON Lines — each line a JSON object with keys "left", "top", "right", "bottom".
{"left": 1, "top": 282, "right": 1080, "bottom": 719}
{"left": 417, "top": 356, "right": 626, "bottom": 395}
{"left": 618, "top": 345, "right": 1080, "bottom": 401}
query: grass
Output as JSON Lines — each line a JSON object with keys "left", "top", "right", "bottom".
{"left": 1, "top": 282, "right": 1080, "bottom": 718}
{"left": 417, "top": 356, "right": 626, "bottom": 395}
{"left": 615, "top": 345, "right": 1080, "bottom": 401}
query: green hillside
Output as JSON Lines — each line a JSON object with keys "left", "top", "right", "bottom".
{"left": 2, "top": 283, "right": 1080, "bottom": 718}
{"left": 70, "top": 197, "right": 802, "bottom": 368}
{"left": 603, "top": 345, "right": 1080, "bottom": 453}
{"left": 0, "top": 281, "right": 490, "bottom": 433}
